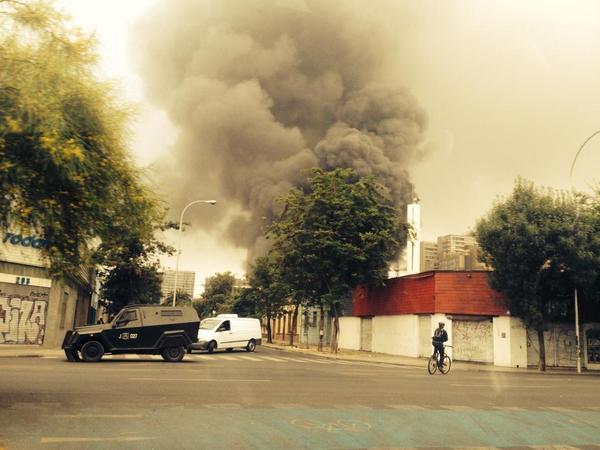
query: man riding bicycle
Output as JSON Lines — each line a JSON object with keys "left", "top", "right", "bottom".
{"left": 432, "top": 322, "right": 448, "bottom": 368}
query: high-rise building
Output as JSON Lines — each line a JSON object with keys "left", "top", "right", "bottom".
{"left": 420, "top": 241, "right": 439, "bottom": 271}
{"left": 160, "top": 269, "right": 196, "bottom": 301}
{"left": 436, "top": 235, "right": 486, "bottom": 271}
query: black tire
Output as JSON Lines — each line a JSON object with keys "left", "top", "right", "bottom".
{"left": 207, "top": 341, "right": 217, "bottom": 354}
{"left": 226, "top": 348, "right": 234, "bottom": 352}
{"left": 246, "top": 339, "right": 256, "bottom": 352}
{"left": 161, "top": 346, "right": 185, "bottom": 362}
{"left": 440, "top": 355, "right": 452, "bottom": 374}
{"left": 427, "top": 356, "right": 437, "bottom": 374}
{"left": 80, "top": 340, "right": 104, "bottom": 362}
{"left": 64, "top": 348, "right": 80, "bottom": 362}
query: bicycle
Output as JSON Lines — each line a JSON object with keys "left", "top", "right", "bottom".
{"left": 428, "top": 345, "right": 452, "bottom": 375}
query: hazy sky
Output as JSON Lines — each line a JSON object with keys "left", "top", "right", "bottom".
{"left": 57, "top": 0, "right": 600, "bottom": 295}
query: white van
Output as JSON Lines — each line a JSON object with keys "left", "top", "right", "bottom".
{"left": 191, "top": 314, "right": 262, "bottom": 353}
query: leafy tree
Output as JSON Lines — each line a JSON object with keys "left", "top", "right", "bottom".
{"left": 164, "top": 290, "right": 193, "bottom": 307}
{"left": 269, "top": 168, "right": 408, "bottom": 352}
{"left": 200, "top": 272, "right": 237, "bottom": 316}
{"left": 246, "top": 252, "right": 287, "bottom": 343}
{"left": 476, "top": 179, "right": 600, "bottom": 370}
{"left": 0, "top": 0, "right": 161, "bottom": 275}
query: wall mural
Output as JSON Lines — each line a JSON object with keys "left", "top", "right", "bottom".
{"left": 453, "top": 319, "right": 494, "bottom": 363}
{"left": 0, "top": 283, "right": 49, "bottom": 345}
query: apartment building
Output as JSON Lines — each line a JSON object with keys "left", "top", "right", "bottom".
{"left": 160, "top": 269, "right": 196, "bottom": 300}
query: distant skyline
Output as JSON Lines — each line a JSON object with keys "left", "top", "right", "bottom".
{"left": 57, "top": 0, "right": 600, "bottom": 295}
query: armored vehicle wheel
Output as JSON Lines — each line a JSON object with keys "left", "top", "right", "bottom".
{"left": 161, "top": 346, "right": 185, "bottom": 362}
{"left": 64, "top": 348, "right": 81, "bottom": 362}
{"left": 207, "top": 340, "right": 217, "bottom": 354}
{"left": 246, "top": 339, "right": 256, "bottom": 352}
{"left": 80, "top": 341, "right": 104, "bottom": 362}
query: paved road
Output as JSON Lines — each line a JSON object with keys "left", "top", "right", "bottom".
{"left": 0, "top": 347, "right": 599, "bottom": 449}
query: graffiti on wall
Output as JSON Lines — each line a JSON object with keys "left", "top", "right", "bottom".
{"left": 0, "top": 290, "right": 48, "bottom": 345}
{"left": 453, "top": 319, "right": 494, "bottom": 363}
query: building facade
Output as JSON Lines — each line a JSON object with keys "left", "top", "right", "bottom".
{"left": 160, "top": 269, "right": 196, "bottom": 300}
{"left": 0, "top": 231, "right": 95, "bottom": 348}
{"left": 341, "top": 271, "right": 599, "bottom": 370}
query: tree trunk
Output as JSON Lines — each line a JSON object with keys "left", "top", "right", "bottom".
{"left": 318, "top": 304, "right": 324, "bottom": 352}
{"left": 537, "top": 327, "right": 546, "bottom": 372}
{"left": 289, "top": 303, "right": 299, "bottom": 347}
{"left": 266, "top": 312, "right": 272, "bottom": 344}
{"left": 330, "top": 302, "right": 339, "bottom": 354}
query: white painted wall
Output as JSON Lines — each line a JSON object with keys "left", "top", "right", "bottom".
{"left": 338, "top": 317, "right": 361, "bottom": 351}
{"left": 418, "top": 315, "right": 432, "bottom": 357}
{"left": 372, "top": 315, "right": 419, "bottom": 356}
{"left": 493, "top": 316, "right": 527, "bottom": 368}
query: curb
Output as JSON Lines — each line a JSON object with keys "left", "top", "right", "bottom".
{"left": 263, "top": 343, "right": 600, "bottom": 377}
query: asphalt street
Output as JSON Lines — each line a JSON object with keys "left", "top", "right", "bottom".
{"left": 0, "top": 346, "right": 599, "bottom": 450}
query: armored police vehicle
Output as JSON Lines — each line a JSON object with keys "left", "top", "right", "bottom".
{"left": 62, "top": 305, "right": 200, "bottom": 362}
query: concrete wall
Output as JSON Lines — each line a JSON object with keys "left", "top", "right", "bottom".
{"left": 453, "top": 318, "right": 493, "bottom": 363}
{"left": 372, "top": 315, "right": 419, "bottom": 357}
{"left": 527, "top": 324, "right": 579, "bottom": 368}
{"left": 418, "top": 315, "right": 432, "bottom": 357}
{"left": 493, "top": 316, "right": 527, "bottom": 368}
{"left": 338, "top": 317, "right": 361, "bottom": 350}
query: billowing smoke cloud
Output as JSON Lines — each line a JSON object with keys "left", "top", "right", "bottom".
{"left": 133, "top": 0, "right": 428, "bottom": 263}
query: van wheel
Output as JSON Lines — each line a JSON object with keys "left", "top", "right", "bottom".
{"left": 161, "top": 346, "right": 185, "bottom": 362}
{"left": 207, "top": 341, "right": 217, "bottom": 354}
{"left": 226, "top": 348, "right": 233, "bottom": 352}
{"left": 246, "top": 339, "right": 256, "bottom": 352}
{"left": 80, "top": 340, "right": 104, "bottom": 362}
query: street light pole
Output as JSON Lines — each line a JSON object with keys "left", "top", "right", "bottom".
{"left": 568, "top": 129, "right": 600, "bottom": 373}
{"left": 172, "top": 200, "right": 216, "bottom": 307}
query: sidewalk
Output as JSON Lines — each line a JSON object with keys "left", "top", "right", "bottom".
{"left": 0, "top": 344, "right": 64, "bottom": 358}
{"left": 263, "top": 341, "right": 600, "bottom": 376}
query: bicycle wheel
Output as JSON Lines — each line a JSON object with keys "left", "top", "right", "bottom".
{"left": 439, "top": 355, "right": 451, "bottom": 374}
{"left": 427, "top": 356, "right": 438, "bottom": 374}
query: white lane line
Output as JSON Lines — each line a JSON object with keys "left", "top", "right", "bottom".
{"left": 441, "top": 405, "right": 475, "bottom": 411}
{"left": 124, "top": 354, "right": 139, "bottom": 360}
{"left": 129, "top": 377, "right": 271, "bottom": 382}
{"left": 258, "top": 356, "right": 286, "bottom": 362}
{"left": 193, "top": 355, "right": 217, "bottom": 360}
{"left": 235, "top": 356, "right": 262, "bottom": 361}
{"left": 55, "top": 414, "right": 143, "bottom": 419}
{"left": 388, "top": 405, "right": 427, "bottom": 410}
{"left": 41, "top": 356, "right": 58, "bottom": 359}
{"left": 452, "top": 384, "right": 553, "bottom": 389}
{"left": 219, "top": 355, "right": 237, "bottom": 361}
{"left": 40, "top": 437, "right": 156, "bottom": 443}
{"left": 279, "top": 357, "right": 310, "bottom": 363}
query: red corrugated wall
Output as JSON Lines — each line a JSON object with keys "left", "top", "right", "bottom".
{"left": 352, "top": 271, "right": 508, "bottom": 317}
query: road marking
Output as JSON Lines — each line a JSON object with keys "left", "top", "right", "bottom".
{"left": 219, "top": 355, "right": 238, "bottom": 361}
{"left": 452, "top": 384, "right": 553, "bottom": 389}
{"left": 441, "top": 405, "right": 476, "bottom": 411}
{"left": 41, "top": 356, "right": 58, "bottom": 359}
{"left": 129, "top": 377, "right": 271, "bottom": 382}
{"left": 55, "top": 414, "right": 143, "bottom": 419}
{"left": 194, "top": 355, "right": 217, "bottom": 360}
{"left": 388, "top": 405, "right": 427, "bottom": 410}
{"left": 280, "top": 357, "right": 310, "bottom": 363}
{"left": 235, "top": 355, "right": 262, "bottom": 361}
{"left": 40, "top": 436, "right": 156, "bottom": 443}
{"left": 258, "top": 356, "right": 286, "bottom": 362}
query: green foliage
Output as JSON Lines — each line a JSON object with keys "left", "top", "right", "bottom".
{"left": 199, "top": 272, "right": 237, "bottom": 316}
{"left": 0, "top": 0, "right": 163, "bottom": 275}
{"left": 269, "top": 168, "right": 407, "bottom": 309}
{"left": 163, "top": 290, "right": 192, "bottom": 307}
{"left": 476, "top": 179, "right": 600, "bottom": 330}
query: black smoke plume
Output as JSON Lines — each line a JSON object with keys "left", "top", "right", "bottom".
{"left": 133, "top": 0, "right": 428, "bottom": 263}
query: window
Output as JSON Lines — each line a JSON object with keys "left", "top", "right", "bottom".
{"left": 115, "top": 310, "right": 138, "bottom": 327}
{"left": 161, "top": 310, "right": 183, "bottom": 317}
{"left": 217, "top": 320, "right": 230, "bottom": 332}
